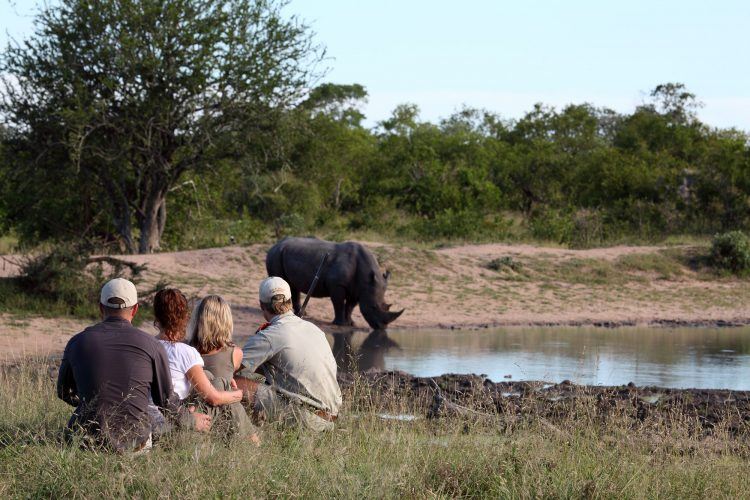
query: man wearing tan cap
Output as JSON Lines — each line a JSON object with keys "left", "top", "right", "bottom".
{"left": 235, "top": 276, "right": 342, "bottom": 431}
{"left": 57, "top": 278, "right": 211, "bottom": 452}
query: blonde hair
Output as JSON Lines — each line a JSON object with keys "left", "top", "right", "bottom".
{"left": 188, "top": 295, "right": 234, "bottom": 354}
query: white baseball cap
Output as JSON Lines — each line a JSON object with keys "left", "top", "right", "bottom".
{"left": 259, "top": 276, "right": 291, "bottom": 303}
{"left": 100, "top": 278, "right": 138, "bottom": 309}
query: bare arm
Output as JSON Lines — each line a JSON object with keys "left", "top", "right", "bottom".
{"left": 152, "top": 345, "right": 211, "bottom": 431}
{"left": 232, "top": 347, "right": 243, "bottom": 371}
{"left": 187, "top": 365, "right": 243, "bottom": 406}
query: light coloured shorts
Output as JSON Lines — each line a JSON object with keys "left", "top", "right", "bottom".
{"left": 253, "top": 384, "right": 334, "bottom": 432}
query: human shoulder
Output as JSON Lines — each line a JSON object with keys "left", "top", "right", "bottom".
{"left": 164, "top": 341, "right": 204, "bottom": 369}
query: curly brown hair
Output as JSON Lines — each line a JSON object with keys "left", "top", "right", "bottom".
{"left": 154, "top": 288, "right": 189, "bottom": 342}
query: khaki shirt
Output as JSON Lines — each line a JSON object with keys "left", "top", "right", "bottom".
{"left": 241, "top": 312, "right": 342, "bottom": 414}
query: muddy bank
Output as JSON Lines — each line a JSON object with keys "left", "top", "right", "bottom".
{"left": 4, "top": 358, "right": 749, "bottom": 436}
{"left": 340, "top": 371, "right": 750, "bottom": 434}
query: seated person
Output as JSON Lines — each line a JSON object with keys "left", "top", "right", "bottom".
{"left": 57, "top": 279, "right": 210, "bottom": 453}
{"left": 149, "top": 289, "right": 242, "bottom": 431}
{"left": 188, "top": 294, "right": 258, "bottom": 443}
{"left": 234, "top": 277, "right": 342, "bottom": 432}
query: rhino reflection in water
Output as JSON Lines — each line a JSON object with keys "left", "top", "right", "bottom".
{"left": 266, "top": 237, "right": 404, "bottom": 330}
{"left": 332, "top": 329, "right": 400, "bottom": 373}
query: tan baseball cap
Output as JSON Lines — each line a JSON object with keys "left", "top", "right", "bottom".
{"left": 259, "top": 276, "right": 291, "bottom": 303}
{"left": 100, "top": 278, "right": 138, "bottom": 309}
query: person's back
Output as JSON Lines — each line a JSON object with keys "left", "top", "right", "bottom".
{"left": 243, "top": 311, "right": 342, "bottom": 415}
{"left": 202, "top": 346, "right": 235, "bottom": 382}
{"left": 60, "top": 317, "right": 175, "bottom": 451}
{"left": 57, "top": 278, "right": 192, "bottom": 453}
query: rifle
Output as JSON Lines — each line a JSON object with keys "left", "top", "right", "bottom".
{"left": 298, "top": 253, "right": 328, "bottom": 318}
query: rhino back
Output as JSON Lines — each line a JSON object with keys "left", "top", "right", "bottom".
{"left": 265, "top": 238, "right": 378, "bottom": 299}
{"left": 267, "top": 237, "right": 339, "bottom": 296}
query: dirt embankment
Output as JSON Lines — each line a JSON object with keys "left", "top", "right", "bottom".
{"left": 2, "top": 242, "right": 750, "bottom": 360}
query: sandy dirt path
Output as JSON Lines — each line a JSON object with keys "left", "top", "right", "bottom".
{"left": 2, "top": 242, "right": 750, "bottom": 360}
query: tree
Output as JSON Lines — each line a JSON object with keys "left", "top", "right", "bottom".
{"left": 1, "top": 0, "right": 323, "bottom": 253}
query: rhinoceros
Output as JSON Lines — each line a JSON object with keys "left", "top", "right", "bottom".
{"left": 265, "top": 237, "right": 404, "bottom": 329}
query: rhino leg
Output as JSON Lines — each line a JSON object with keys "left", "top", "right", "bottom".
{"left": 290, "top": 287, "right": 301, "bottom": 314}
{"left": 344, "top": 298, "right": 357, "bottom": 326}
{"left": 331, "top": 287, "right": 352, "bottom": 326}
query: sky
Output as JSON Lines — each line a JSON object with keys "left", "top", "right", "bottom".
{"left": 2, "top": 0, "right": 749, "bottom": 129}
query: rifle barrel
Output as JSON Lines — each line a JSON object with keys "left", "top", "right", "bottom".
{"left": 299, "top": 253, "right": 328, "bottom": 317}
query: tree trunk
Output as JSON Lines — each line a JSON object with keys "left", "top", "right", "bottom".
{"left": 138, "top": 192, "right": 167, "bottom": 254}
{"left": 104, "top": 177, "right": 137, "bottom": 253}
{"left": 116, "top": 213, "right": 136, "bottom": 254}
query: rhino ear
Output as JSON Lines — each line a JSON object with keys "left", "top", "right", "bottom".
{"left": 383, "top": 270, "right": 391, "bottom": 282}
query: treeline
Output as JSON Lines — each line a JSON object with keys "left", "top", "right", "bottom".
{"left": 167, "top": 82, "right": 750, "bottom": 249}
{"left": 1, "top": 0, "right": 748, "bottom": 253}
{"left": 4, "top": 81, "right": 750, "bottom": 251}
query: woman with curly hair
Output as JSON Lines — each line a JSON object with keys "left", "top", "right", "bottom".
{"left": 152, "top": 289, "right": 243, "bottom": 409}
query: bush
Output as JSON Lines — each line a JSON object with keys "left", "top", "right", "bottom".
{"left": 486, "top": 256, "right": 522, "bottom": 272}
{"left": 710, "top": 231, "right": 750, "bottom": 274}
{"left": 528, "top": 209, "right": 574, "bottom": 244}
{"left": 407, "top": 209, "right": 512, "bottom": 241}
{"left": 9, "top": 242, "right": 156, "bottom": 317}
{"left": 162, "top": 216, "right": 267, "bottom": 250}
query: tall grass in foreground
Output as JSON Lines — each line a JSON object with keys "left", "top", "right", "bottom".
{"left": 1, "top": 361, "right": 749, "bottom": 498}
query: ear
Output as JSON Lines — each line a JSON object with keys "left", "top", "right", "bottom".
{"left": 383, "top": 270, "right": 391, "bottom": 282}
{"left": 131, "top": 303, "right": 139, "bottom": 320}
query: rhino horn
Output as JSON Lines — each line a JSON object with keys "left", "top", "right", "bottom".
{"left": 386, "top": 308, "right": 404, "bottom": 324}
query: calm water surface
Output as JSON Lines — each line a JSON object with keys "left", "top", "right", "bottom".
{"left": 326, "top": 327, "right": 750, "bottom": 390}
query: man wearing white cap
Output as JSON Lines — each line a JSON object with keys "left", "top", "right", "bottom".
{"left": 57, "top": 278, "right": 211, "bottom": 452}
{"left": 235, "top": 276, "right": 342, "bottom": 431}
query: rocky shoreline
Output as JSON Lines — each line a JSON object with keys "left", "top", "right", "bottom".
{"left": 339, "top": 371, "right": 750, "bottom": 434}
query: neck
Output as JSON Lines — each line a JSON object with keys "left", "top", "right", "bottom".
{"left": 104, "top": 314, "right": 131, "bottom": 323}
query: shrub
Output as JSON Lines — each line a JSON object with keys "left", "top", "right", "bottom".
{"left": 162, "top": 216, "right": 267, "bottom": 250}
{"left": 11, "top": 242, "right": 156, "bottom": 316}
{"left": 486, "top": 256, "right": 522, "bottom": 272}
{"left": 528, "top": 209, "right": 573, "bottom": 244}
{"left": 274, "top": 212, "right": 307, "bottom": 239}
{"left": 408, "top": 209, "right": 512, "bottom": 241}
{"left": 710, "top": 231, "right": 750, "bottom": 274}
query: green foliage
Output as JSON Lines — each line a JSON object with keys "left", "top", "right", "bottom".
{"left": 4, "top": 76, "right": 750, "bottom": 249}
{"left": 1, "top": 0, "right": 323, "bottom": 253}
{"left": 0, "top": 242, "right": 154, "bottom": 317}
{"left": 710, "top": 231, "right": 750, "bottom": 274}
{"left": 162, "top": 216, "right": 268, "bottom": 250}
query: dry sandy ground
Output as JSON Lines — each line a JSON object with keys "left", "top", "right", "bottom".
{"left": 2, "top": 242, "right": 750, "bottom": 360}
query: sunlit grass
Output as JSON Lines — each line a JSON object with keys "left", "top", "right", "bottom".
{"left": 1, "top": 360, "right": 750, "bottom": 498}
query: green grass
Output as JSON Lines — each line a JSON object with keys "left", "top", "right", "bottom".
{"left": 614, "top": 252, "right": 685, "bottom": 280}
{"left": 0, "top": 278, "right": 95, "bottom": 319}
{"left": 0, "top": 234, "right": 18, "bottom": 254}
{"left": 1, "top": 361, "right": 750, "bottom": 498}
{"left": 0, "top": 278, "right": 154, "bottom": 326}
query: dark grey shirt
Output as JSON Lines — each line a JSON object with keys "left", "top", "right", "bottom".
{"left": 57, "top": 316, "right": 185, "bottom": 451}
